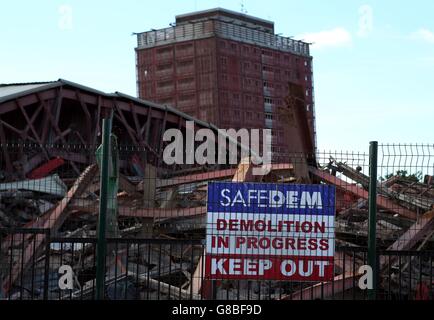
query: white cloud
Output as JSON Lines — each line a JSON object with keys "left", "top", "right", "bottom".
{"left": 412, "top": 28, "right": 434, "bottom": 43}
{"left": 297, "top": 28, "right": 352, "bottom": 49}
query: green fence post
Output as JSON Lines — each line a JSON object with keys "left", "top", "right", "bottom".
{"left": 95, "top": 118, "right": 112, "bottom": 300}
{"left": 368, "top": 141, "right": 378, "bottom": 300}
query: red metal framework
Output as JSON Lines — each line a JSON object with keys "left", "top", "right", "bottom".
{"left": 0, "top": 79, "right": 243, "bottom": 180}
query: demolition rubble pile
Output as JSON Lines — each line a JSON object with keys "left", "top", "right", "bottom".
{"left": 0, "top": 157, "right": 433, "bottom": 300}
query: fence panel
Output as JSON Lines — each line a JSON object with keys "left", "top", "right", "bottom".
{"left": 0, "top": 228, "right": 50, "bottom": 300}
{"left": 0, "top": 143, "right": 433, "bottom": 300}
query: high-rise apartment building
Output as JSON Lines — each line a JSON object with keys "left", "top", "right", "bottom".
{"left": 135, "top": 8, "right": 316, "bottom": 160}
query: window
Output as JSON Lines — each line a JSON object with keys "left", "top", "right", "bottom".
{"left": 157, "top": 80, "right": 173, "bottom": 88}
{"left": 264, "top": 97, "right": 274, "bottom": 104}
{"left": 179, "top": 94, "right": 195, "bottom": 102}
{"left": 177, "top": 60, "right": 193, "bottom": 68}
{"left": 220, "top": 91, "right": 229, "bottom": 104}
{"left": 157, "top": 47, "right": 172, "bottom": 55}
{"left": 262, "top": 49, "right": 272, "bottom": 57}
{"left": 177, "top": 43, "right": 193, "bottom": 50}
{"left": 265, "top": 113, "right": 273, "bottom": 120}
{"left": 199, "top": 92, "right": 213, "bottom": 106}
{"left": 199, "top": 109, "right": 207, "bottom": 120}
{"left": 159, "top": 98, "right": 173, "bottom": 105}
{"left": 178, "top": 77, "right": 194, "bottom": 84}
{"left": 157, "top": 63, "right": 172, "bottom": 71}
{"left": 176, "top": 43, "right": 194, "bottom": 56}
{"left": 198, "top": 57, "right": 211, "bottom": 70}
{"left": 263, "top": 81, "right": 273, "bottom": 89}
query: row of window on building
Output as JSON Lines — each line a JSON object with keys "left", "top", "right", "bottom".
{"left": 145, "top": 81, "right": 312, "bottom": 110}
{"left": 146, "top": 58, "right": 310, "bottom": 83}
{"left": 150, "top": 74, "right": 311, "bottom": 97}
{"left": 218, "top": 39, "right": 310, "bottom": 65}
{"left": 223, "top": 109, "right": 286, "bottom": 122}
{"left": 220, "top": 57, "right": 310, "bottom": 78}
{"left": 139, "top": 38, "right": 312, "bottom": 70}
{"left": 150, "top": 41, "right": 215, "bottom": 58}
{"left": 152, "top": 88, "right": 312, "bottom": 109}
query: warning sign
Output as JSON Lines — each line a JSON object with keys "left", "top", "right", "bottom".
{"left": 205, "top": 182, "right": 335, "bottom": 281}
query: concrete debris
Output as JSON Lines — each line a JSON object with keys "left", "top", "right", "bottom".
{"left": 0, "top": 174, "right": 67, "bottom": 197}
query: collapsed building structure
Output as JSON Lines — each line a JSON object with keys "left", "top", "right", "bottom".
{"left": 0, "top": 79, "right": 432, "bottom": 300}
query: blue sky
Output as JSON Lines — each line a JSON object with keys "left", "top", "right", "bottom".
{"left": 0, "top": 0, "right": 433, "bottom": 152}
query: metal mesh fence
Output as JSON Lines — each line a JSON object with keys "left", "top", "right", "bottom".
{"left": 0, "top": 142, "right": 433, "bottom": 300}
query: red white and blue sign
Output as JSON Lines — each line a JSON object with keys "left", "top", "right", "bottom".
{"left": 205, "top": 182, "right": 336, "bottom": 282}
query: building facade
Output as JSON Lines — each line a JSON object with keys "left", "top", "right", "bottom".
{"left": 135, "top": 8, "right": 316, "bottom": 161}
